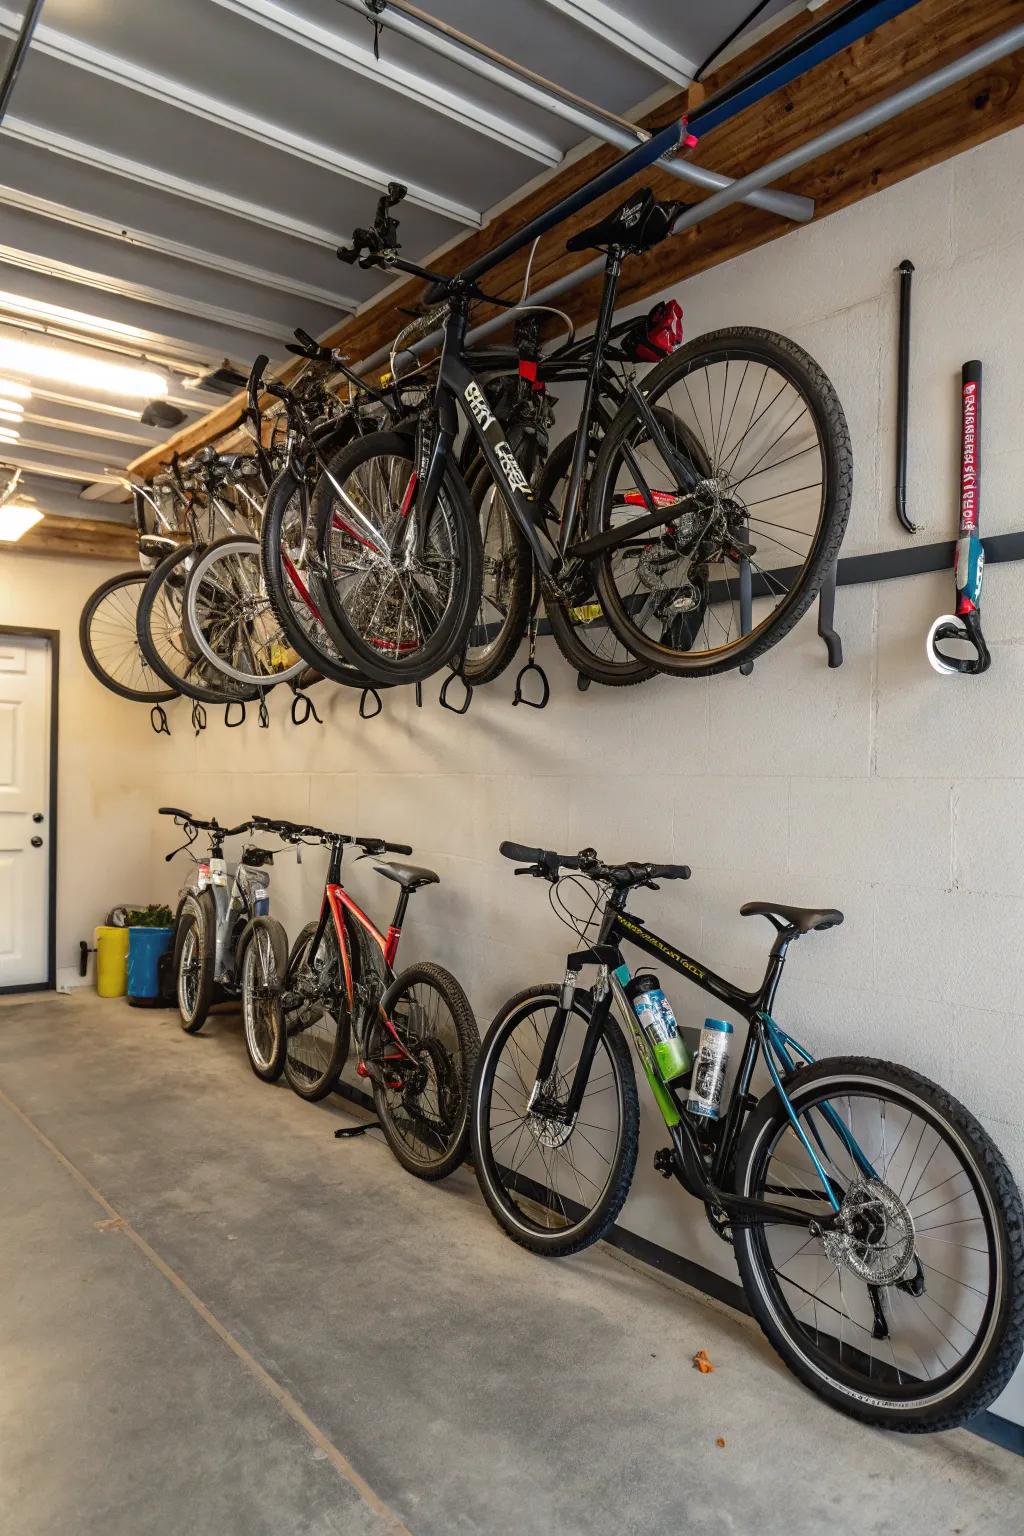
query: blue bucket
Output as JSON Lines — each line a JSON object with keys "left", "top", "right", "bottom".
{"left": 127, "top": 926, "right": 175, "bottom": 1003}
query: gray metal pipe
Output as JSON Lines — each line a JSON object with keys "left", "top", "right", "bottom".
{"left": 336, "top": 0, "right": 813, "bottom": 223}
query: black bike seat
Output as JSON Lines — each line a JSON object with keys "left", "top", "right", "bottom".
{"left": 373, "top": 861, "right": 439, "bottom": 891}
{"left": 740, "top": 901, "right": 844, "bottom": 934}
{"left": 565, "top": 188, "right": 683, "bottom": 255}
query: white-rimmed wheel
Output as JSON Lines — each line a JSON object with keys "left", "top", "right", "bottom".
{"left": 732, "top": 1056, "right": 1024, "bottom": 1431}
{"left": 239, "top": 917, "right": 287, "bottom": 1082}
{"left": 183, "top": 535, "right": 305, "bottom": 689}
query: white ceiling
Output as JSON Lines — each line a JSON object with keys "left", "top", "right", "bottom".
{"left": 0, "top": 0, "right": 792, "bottom": 514}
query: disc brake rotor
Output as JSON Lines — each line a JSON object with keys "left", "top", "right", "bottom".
{"left": 821, "top": 1178, "right": 917, "bottom": 1285}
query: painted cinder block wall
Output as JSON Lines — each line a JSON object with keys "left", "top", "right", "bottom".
{"left": 146, "top": 127, "right": 1024, "bottom": 1423}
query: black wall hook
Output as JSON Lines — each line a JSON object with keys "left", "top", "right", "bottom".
{"left": 149, "top": 703, "right": 170, "bottom": 736}
{"left": 439, "top": 670, "right": 473, "bottom": 714}
{"left": 224, "top": 700, "right": 246, "bottom": 728}
{"left": 257, "top": 695, "right": 270, "bottom": 729}
{"left": 290, "top": 690, "right": 323, "bottom": 726}
{"left": 359, "top": 687, "right": 383, "bottom": 719}
{"left": 513, "top": 658, "right": 550, "bottom": 708}
{"left": 190, "top": 701, "right": 207, "bottom": 735}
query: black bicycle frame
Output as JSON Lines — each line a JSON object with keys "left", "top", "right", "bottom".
{"left": 534, "top": 893, "right": 839, "bottom": 1232}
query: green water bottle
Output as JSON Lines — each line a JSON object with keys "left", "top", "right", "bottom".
{"left": 626, "top": 973, "right": 692, "bottom": 1081}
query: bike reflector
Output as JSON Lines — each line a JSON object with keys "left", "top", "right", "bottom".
{"left": 621, "top": 299, "right": 684, "bottom": 363}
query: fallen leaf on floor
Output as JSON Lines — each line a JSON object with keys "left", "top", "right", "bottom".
{"left": 692, "top": 1349, "right": 715, "bottom": 1374}
{"left": 715, "top": 1437, "right": 726, "bottom": 1449}
{"left": 94, "top": 1216, "right": 126, "bottom": 1232}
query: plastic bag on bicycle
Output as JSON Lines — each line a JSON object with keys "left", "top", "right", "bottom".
{"left": 620, "top": 300, "right": 683, "bottom": 363}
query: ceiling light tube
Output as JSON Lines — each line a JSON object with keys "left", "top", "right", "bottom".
{"left": 0, "top": 378, "right": 31, "bottom": 399}
{"left": 0, "top": 503, "right": 43, "bottom": 542}
{"left": 0, "top": 339, "right": 168, "bottom": 399}
{"left": 0, "top": 405, "right": 25, "bottom": 423}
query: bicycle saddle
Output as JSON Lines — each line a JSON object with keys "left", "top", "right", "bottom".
{"left": 373, "top": 861, "right": 439, "bottom": 891}
{"left": 565, "top": 187, "right": 684, "bottom": 255}
{"left": 740, "top": 902, "right": 844, "bottom": 934}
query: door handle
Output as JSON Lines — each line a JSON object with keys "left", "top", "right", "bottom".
{"left": 31, "top": 836, "right": 43, "bottom": 848}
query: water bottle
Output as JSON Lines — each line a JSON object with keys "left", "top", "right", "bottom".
{"left": 687, "top": 1018, "right": 733, "bottom": 1120}
{"left": 626, "top": 973, "right": 691, "bottom": 1082}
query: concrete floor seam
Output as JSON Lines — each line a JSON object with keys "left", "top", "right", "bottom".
{"left": 0, "top": 1078, "right": 416, "bottom": 1536}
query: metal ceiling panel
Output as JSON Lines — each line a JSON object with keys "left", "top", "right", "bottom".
{"left": 10, "top": 51, "right": 467, "bottom": 258}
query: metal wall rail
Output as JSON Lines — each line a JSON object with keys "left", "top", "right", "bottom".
{"left": 337, "top": 0, "right": 812, "bottom": 223}
{"left": 376, "top": 20, "right": 1024, "bottom": 371}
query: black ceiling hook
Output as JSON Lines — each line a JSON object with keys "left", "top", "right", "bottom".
{"left": 257, "top": 694, "right": 270, "bottom": 729}
{"left": 365, "top": 0, "right": 386, "bottom": 60}
{"left": 224, "top": 700, "right": 246, "bottom": 728}
{"left": 512, "top": 620, "right": 550, "bottom": 708}
{"left": 290, "top": 690, "right": 323, "bottom": 726}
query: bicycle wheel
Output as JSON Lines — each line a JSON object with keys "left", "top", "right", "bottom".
{"left": 283, "top": 921, "right": 351, "bottom": 1102}
{"left": 587, "top": 327, "right": 853, "bottom": 677}
{"left": 79, "top": 571, "right": 178, "bottom": 703}
{"left": 364, "top": 961, "right": 479, "bottom": 1181}
{"left": 174, "top": 891, "right": 215, "bottom": 1034}
{"left": 539, "top": 433, "right": 655, "bottom": 688}
{"left": 732, "top": 1056, "right": 1024, "bottom": 1431}
{"left": 137, "top": 545, "right": 257, "bottom": 705}
{"left": 461, "top": 459, "right": 532, "bottom": 687}
{"left": 260, "top": 464, "right": 373, "bottom": 688}
{"left": 183, "top": 535, "right": 305, "bottom": 689}
{"left": 239, "top": 916, "right": 288, "bottom": 1082}
{"left": 471, "top": 985, "right": 639, "bottom": 1256}
{"left": 310, "top": 430, "right": 483, "bottom": 687}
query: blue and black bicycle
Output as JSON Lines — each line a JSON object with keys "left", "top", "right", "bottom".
{"left": 471, "top": 842, "right": 1024, "bottom": 1432}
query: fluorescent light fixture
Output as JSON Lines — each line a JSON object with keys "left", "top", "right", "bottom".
{"left": 0, "top": 405, "right": 24, "bottom": 423}
{"left": 0, "top": 503, "right": 43, "bottom": 542}
{"left": 0, "top": 378, "right": 31, "bottom": 400}
{"left": 0, "top": 427, "right": 20, "bottom": 441}
{"left": 0, "top": 340, "right": 168, "bottom": 400}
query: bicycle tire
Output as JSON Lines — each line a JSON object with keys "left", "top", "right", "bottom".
{"left": 79, "top": 570, "right": 178, "bottom": 703}
{"left": 732, "top": 1056, "right": 1024, "bottom": 1432}
{"left": 283, "top": 921, "right": 351, "bottom": 1102}
{"left": 182, "top": 534, "right": 305, "bottom": 689}
{"left": 461, "top": 457, "right": 532, "bottom": 687}
{"left": 238, "top": 915, "right": 288, "bottom": 1082}
{"left": 260, "top": 463, "right": 374, "bottom": 688}
{"left": 366, "top": 961, "right": 479, "bottom": 1181}
{"left": 588, "top": 327, "right": 853, "bottom": 677}
{"left": 174, "top": 890, "right": 216, "bottom": 1034}
{"left": 309, "top": 430, "right": 483, "bottom": 688}
{"left": 137, "top": 545, "right": 257, "bottom": 705}
{"left": 471, "top": 984, "right": 639, "bottom": 1256}
{"left": 538, "top": 435, "right": 655, "bottom": 688}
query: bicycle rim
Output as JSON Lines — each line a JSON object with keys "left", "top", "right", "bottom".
{"left": 242, "top": 930, "right": 280, "bottom": 1072}
{"left": 185, "top": 536, "right": 304, "bottom": 688}
{"left": 81, "top": 572, "right": 177, "bottom": 702}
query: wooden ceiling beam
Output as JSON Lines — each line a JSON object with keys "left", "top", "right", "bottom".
{"left": 128, "top": 0, "right": 1024, "bottom": 481}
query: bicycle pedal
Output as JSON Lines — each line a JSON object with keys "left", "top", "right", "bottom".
{"left": 653, "top": 1147, "right": 676, "bottom": 1179}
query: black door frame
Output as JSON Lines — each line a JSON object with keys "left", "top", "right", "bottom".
{"left": 0, "top": 625, "right": 58, "bottom": 994}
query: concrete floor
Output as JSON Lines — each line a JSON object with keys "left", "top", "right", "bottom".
{"left": 0, "top": 994, "right": 1020, "bottom": 1536}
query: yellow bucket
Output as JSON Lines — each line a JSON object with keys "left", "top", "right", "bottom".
{"left": 95, "top": 925, "right": 130, "bottom": 998}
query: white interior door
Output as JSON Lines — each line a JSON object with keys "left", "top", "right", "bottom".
{"left": 0, "top": 635, "right": 52, "bottom": 989}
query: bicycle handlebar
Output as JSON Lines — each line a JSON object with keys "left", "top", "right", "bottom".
{"left": 499, "top": 840, "right": 690, "bottom": 887}
{"left": 251, "top": 815, "right": 411, "bottom": 856}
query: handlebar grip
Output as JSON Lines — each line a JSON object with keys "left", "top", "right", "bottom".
{"left": 158, "top": 806, "right": 192, "bottom": 819}
{"left": 653, "top": 863, "right": 691, "bottom": 880}
{"left": 386, "top": 842, "right": 413, "bottom": 856}
{"left": 499, "top": 840, "right": 544, "bottom": 864}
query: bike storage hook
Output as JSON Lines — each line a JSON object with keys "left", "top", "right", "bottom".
{"left": 439, "top": 654, "right": 473, "bottom": 715}
{"left": 927, "top": 360, "right": 992, "bottom": 676}
{"left": 512, "top": 620, "right": 550, "bottom": 709}
{"left": 149, "top": 703, "right": 170, "bottom": 736}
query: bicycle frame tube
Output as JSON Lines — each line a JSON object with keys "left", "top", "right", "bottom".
{"left": 535, "top": 898, "right": 852, "bottom": 1229}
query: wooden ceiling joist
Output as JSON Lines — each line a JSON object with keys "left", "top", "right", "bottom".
{"left": 127, "top": 0, "right": 1024, "bottom": 482}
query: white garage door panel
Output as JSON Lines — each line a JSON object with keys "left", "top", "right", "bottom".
{"left": 0, "top": 637, "right": 52, "bottom": 989}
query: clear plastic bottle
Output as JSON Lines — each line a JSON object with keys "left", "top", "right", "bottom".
{"left": 626, "top": 972, "right": 692, "bottom": 1082}
{"left": 687, "top": 1018, "right": 733, "bottom": 1120}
